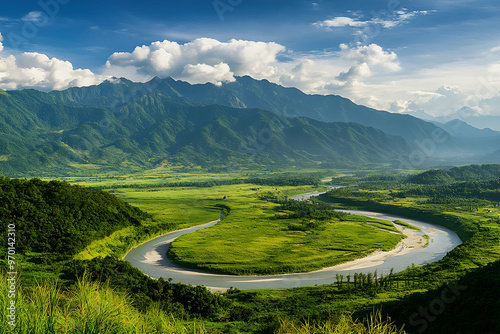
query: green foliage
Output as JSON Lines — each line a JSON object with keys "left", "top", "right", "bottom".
{"left": 386, "top": 260, "right": 500, "bottom": 334}
{"left": 94, "top": 171, "right": 326, "bottom": 190}
{"left": 0, "top": 270, "right": 408, "bottom": 334}
{"left": 65, "top": 257, "right": 231, "bottom": 319}
{"left": 0, "top": 177, "right": 150, "bottom": 255}
{"left": 407, "top": 164, "right": 500, "bottom": 185}
{"left": 274, "top": 199, "right": 348, "bottom": 221}
{"left": 401, "top": 179, "right": 500, "bottom": 203}
{"left": 275, "top": 309, "right": 404, "bottom": 334}
{"left": 407, "top": 169, "right": 453, "bottom": 184}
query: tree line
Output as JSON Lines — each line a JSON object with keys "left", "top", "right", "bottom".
{"left": 90, "top": 172, "right": 327, "bottom": 190}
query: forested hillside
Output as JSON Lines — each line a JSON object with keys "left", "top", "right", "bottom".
{"left": 0, "top": 177, "right": 150, "bottom": 254}
{"left": 0, "top": 86, "right": 412, "bottom": 176}
{"left": 408, "top": 164, "right": 500, "bottom": 184}
{"left": 49, "top": 76, "right": 449, "bottom": 143}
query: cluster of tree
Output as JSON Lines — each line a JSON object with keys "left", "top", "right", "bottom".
{"left": 274, "top": 198, "right": 348, "bottom": 221}
{"left": 407, "top": 168, "right": 454, "bottom": 184}
{"left": 0, "top": 177, "right": 150, "bottom": 254}
{"left": 330, "top": 164, "right": 500, "bottom": 191}
{"left": 65, "top": 257, "right": 234, "bottom": 319}
{"left": 93, "top": 172, "right": 326, "bottom": 190}
{"left": 400, "top": 179, "right": 500, "bottom": 203}
{"left": 335, "top": 269, "right": 402, "bottom": 292}
{"left": 326, "top": 170, "right": 500, "bottom": 208}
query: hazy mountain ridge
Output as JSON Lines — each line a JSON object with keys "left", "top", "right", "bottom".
{"left": 405, "top": 107, "right": 500, "bottom": 132}
{"left": 433, "top": 119, "right": 500, "bottom": 138}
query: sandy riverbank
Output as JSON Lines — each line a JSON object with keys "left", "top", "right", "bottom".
{"left": 317, "top": 222, "right": 437, "bottom": 272}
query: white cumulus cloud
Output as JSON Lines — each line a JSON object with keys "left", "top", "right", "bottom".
{"left": 0, "top": 36, "right": 107, "bottom": 91}
{"left": 105, "top": 38, "right": 286, "bottom": 85}
{"left": 339, "top": 44, "right": 401, "bottom": 70}
{"left": 180, "top": 62, "right": 235, "bottom": 86}
{"left": 336, "top": 44, "right": 401, "bottom": 84}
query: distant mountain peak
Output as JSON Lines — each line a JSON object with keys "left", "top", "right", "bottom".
{"left": 453, "top": 106, "right": 481, "bottom": 118}
{"left": 402, "top": 109, "right": 435, "bottom": 120}
{"left": 434, "top": 118, "right": 500, "bottom": 138}
{"left": 105, "top": 77, "right": 123, "bottom": 84}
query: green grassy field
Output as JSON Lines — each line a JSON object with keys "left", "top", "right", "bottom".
{"left": 117, "top": 183, "right": 404, "bottom": 275}
{"left": 61, "top": 172, "right": 405, "bottom": 275}
{"left": 71, "top": 173, "right": 332, "bottom": 259}
{"left": 53, "top": 169, "right": 499, "bottom": 278}
{"left": 169, "top": 215, "right": 403, "bottom": 275}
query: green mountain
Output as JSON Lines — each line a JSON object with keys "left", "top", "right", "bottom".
{"left": 0, "top": 86, "right": 412, "bottom": 176}
{"left": 59, "top": 76, "right": 500, "bottom": 160}
{"left": 49, "top": 76, "right": 449, "bottom": 144}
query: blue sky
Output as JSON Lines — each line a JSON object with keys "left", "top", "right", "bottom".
{"left": 1, "top": 0, "right": 500, "bottom": 117}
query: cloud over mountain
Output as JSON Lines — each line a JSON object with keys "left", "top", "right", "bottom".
{"left": 336, "top": 43, "right": 401, "bottom": 83}
{"left": 105, "top": 38, "right": 286, "bottom": 85}
{"left": 1, "top": 32, "right": 400, "bottom": 95}
{"left": 1, "top": 31, "right": 498, "bottom": 119}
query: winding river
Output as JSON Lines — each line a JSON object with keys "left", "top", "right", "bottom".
{"left": 124, "top": 188, "right": 462, "bottom": 290}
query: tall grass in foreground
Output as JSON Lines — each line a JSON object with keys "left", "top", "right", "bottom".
{"left": 1, "top": 272, "right": 403, "bottom": 334}
{"left": 275, "top": 310, "right": 405, "bottom": 334}
{"left": 0, "top": 272, "right": 207, "bottom": 334}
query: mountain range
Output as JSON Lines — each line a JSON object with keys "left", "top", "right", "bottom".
{"left": 0, "top": 76, "right": 498, "bottom": 176}
{"left": 51, "top": 76, "right": 447, "bottom": 143}
{"left": 405, "top": 107, "right": 500, "bottom": 132}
